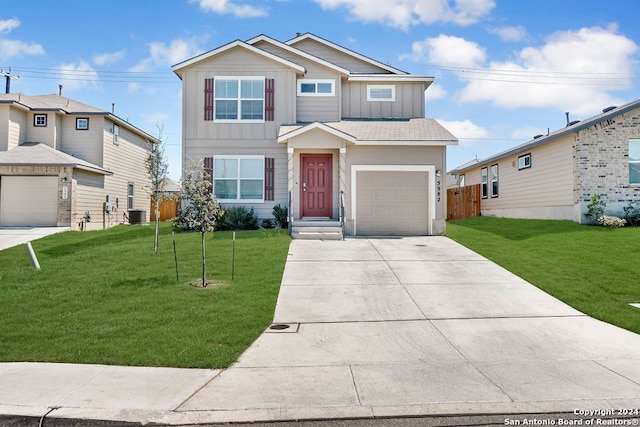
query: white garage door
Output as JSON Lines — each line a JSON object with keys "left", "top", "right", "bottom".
{"left": 0, "top": 176, "right": 59, "bottom": 226}
{"left": 355, "top": 170, "right": 430, "bottom": 236}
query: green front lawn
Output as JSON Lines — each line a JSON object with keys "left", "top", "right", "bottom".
{"left": 0, "top": 224, "right": 290, "bottom": 368}
{"left": 446, "top": 217, "right": 640, "bottom": 335}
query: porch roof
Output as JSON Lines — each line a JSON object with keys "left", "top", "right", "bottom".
{"left": 278, "top": 118, "right": 458, "bottom": 146}
{"left": 0, "top": 142, "right": 112, "bottom": 175}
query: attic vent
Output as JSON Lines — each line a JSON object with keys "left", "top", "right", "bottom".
{"left": 533, "top": 134, "right": 543, "bottom": 139}
{"left": 602, "top": 106, "right": 616, "bottom": 113}
{"left": 567, "top": 120, "right": 580, "bottom": 126}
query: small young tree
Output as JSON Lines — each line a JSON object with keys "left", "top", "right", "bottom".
{"left": 173, "top": 159, "right": 223, "bottom": 287}
{"left": 145, "top": 124, "right": 169, "bottom": 253}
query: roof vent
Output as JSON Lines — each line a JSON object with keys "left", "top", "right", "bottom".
{"left": 533, "top": 134, "right": 543, "bottom": 139}
{"left": 568, "top": 120, "right": 580, "bottom": 126}
{"left": 602, "top": 106, "right": 616, "bottom": 113}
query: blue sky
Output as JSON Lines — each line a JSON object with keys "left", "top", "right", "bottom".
{"left": 2, "top": 0, "right": 639, "bottom": 179}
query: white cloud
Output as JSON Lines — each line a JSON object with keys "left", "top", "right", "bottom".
{"left": 130, "top": 37, "right": 204, "bottom": 76}
{"left": 93, "top": 50, "right": 125, "bottom": 66}
{"left": 403, "top": 34, "right": 486, "bottom": 68}
{"left": 487, "top": 25, "right": 527, "bottom": 42}
{"left": 425, "top": 83, "right": 447, "bottom": 102}
{"left": 191, "top": 0, "right": 267, "bottom": 17}
{"left": 313, "top": 0, "right": 495, "bottom": 30}
{"left": 57, "top": 61, "right": 99, "bottom": 91}
{"left": 0, "top": 18, "right": 20, "bottom": 34}
{"left": 437, "top": 118, "right": 489, "bottom": 143}
{"left": 457, "top": 26, "right": 639, "bottom": 114}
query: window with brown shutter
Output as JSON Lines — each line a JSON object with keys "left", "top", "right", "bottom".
{"left": 264, "top": 157, "right": 275, "bottom": 201}
{"left": 204, "top": 79, "right": 214, "bottom": 121}
{"left": 265, "top": 78, "right": 275, "bottom": 121}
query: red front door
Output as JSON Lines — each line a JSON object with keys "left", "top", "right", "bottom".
{"left": 301, "top": 154, "right": 332, "bottom": 218}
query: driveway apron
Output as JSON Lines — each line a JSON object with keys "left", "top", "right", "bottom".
{"left": 178, "top": 237, "right": 640, "bottom": 420}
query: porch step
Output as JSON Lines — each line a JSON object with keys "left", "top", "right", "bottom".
{"left": 291, "top": 220, "right": 343, "bottom": 240}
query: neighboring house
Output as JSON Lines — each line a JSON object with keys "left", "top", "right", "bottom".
{"left": 172, "top": 33, "right": 457, "bottom": 237}
{"left": 0, "top": 94, "right": 158, "bottom": 230}
{"left": 449, "top": 99, "right": 640, "bottom": 223}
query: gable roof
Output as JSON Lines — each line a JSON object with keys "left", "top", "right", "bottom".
{"left": 278, "top": 119, "right": 457, "bottom": 146}
{"left": 286, "top": 32, "right": 409, "bottom": 75}
{"left": 451, "top": 98, "right": 640, "bottom": 174}
{"left": 0, "top": 94, "right": 159, "bottom": 143}
{"left": 171, "top": 39, "right": 306, "bottom": 78}
{"left": 246, "top": 34, "right": 351, "bottom": 76}
{"left": 0, "top": 142, "right": 112, "bottom": 175}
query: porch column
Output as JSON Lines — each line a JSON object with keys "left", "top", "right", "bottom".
{"left": 287, "top": 147, "right": 295, "bottom": 219}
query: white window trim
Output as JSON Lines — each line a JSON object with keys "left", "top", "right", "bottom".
{"left": 34, "top": 114, "right": 47, "bottom": 127}
{"left": 213, "top": 155, "right": 265, "bottom": 203}
{"left": 481, "top": 167, "right": 488, "bottom": 199}
{"left": 490, "top": 164, "right": 499, "bottom": 198}
{"left": 113, "top": 124, "right": 120, "bottom": 145}
{"left": 297, "top": 79, "right": 335, "bottom": 97}
{"left": 518, "top": 153, "right": 531, "bottom": 170}
{"left": 76, "top": 117, "right": 89, "bottom": 130}
{"left": 629, "top": 139, "right": 640, "bottom": 185}
{"left": 127, "top": 182, "right": 134, "bottom": 210}
{"left": 214, "top": 76, "right": 265, "bottom": 123}
{"left": 367, "top": 85, "right": 395, "bottom": 102}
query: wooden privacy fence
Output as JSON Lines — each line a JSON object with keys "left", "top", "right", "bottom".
{"left": 150, "top": 199, "right": 181, "bottom": 221}
{"left": 447, "top": 184, "right": 481, "bottom": 220}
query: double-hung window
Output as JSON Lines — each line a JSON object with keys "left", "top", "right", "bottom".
{"left": 629, "top": 139, "right": 640, "bottom": 185}
{"left": 481, "top": 168, "right": 488, "bottom": 198}
{"left": 214, "top": 77, "right": 265, "bottom": 122}
{"left": 127, "top": 182, "right": 134, "bottom": 210}
{"left": 214, "top": 156, "right": 264, "bottom": 201}
{"left": 297, "top": 79, "right": 334, "bottom": 96}
{"left": 490, "top": 164, "right": 499, "bottom": 197}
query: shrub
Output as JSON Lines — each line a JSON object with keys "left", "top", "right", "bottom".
{"left": 597, "top": 215, "right": 627, "bottom": 228}
{"left": 216, "top": 206, "right": 259, "bottom": 231}
{"left": 272, "top": 204, "right": 289, "bottom": 229}
{"left": 585, "top": 193, "right": 606, "bottom": 224}
{"left": 261, "top": 218, "right": 274, "bottom": 229}
{"left": 623, "top": 203, "right": 640, "bottom": 227}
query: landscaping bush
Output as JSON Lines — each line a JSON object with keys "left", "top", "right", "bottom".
{"left": 623, "top": 203, "right": 640, "bottom": 227}
{"left": 216, "top": 206, "right": 259, "bottom": 231}
{"left": 597, "top": 215, "right": 627, "bottom": 228}
{"left": 261, "top": 218, "right": 275, "bottom": 229}
{"left": 273, "top": 204, "right": 288, "bottom": 229}
{"left": 585, "top": 193, "right": 606, "bottom": 224}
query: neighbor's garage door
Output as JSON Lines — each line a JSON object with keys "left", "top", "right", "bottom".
{"left": 356, "top": 170, "right": 429, "bottom": 236}
{"left": 0, "top": 176, "right": 59, "bottom": 226}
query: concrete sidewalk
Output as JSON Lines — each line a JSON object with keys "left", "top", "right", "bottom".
{"left": 1, "top": 237, "right": 640, "bottom": 425}
{"left": 0, "top": 226, "right": 69, "bottom": 251}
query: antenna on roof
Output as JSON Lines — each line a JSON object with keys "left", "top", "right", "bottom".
{"left": 0, "top": 68, "right": 20, "bottom": 94}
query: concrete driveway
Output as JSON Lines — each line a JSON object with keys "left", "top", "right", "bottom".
{"left": 1, "top": 237, "right": 639, "bottom": 425}
{"left": 0, "top": 226, "right": 69, "bottom": 251}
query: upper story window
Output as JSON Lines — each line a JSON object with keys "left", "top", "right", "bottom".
{"left": 214, "top": 76, "right": 265, "bottom": 122}
{"left": 490, "top": 164, "right": 499, "bottom": 197}
{"left": 367, "top": 85, "right": 395, "bottom": 102}
{"left": 629, "top": 139, "right": 640, "bottom": 185}
{"left": 297, "top": 79, "right": 335, "bottom": 97}
{"left": 76, "top": 118, "right": 89, "bottom": 130}
{"left": 518, "top": 153, "right": 531, "bottom": 170}
{"left": 481, "top": 167, "right": 488, "bottom": 198}
{"left": 459, "top": 174, "right": 465, "bottom": 187}
{"left": 113, "top": 124, "right": 120, "bottom": 145}
{"left": 34, "top": 114, "right": 47, "bottom": 127}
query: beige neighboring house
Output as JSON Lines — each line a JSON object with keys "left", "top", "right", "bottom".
{"left": 449, "top": 99, "right": 640, "bottom": 223}
{"left": 172, "top": 32, "right": 457, "bottom": 237}
{"left": 0, "top": 94, "right": 158, "bottom": 230}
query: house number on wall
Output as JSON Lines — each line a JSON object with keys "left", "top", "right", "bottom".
{"left": 436, "top": 180, "right": 441, "bottom": 202}
{"left": 62, "top": 186, "right": 68, "bottom": 200}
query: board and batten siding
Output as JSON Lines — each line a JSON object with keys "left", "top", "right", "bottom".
{"left": 342, "top": 81, "right": 425, "bottom": 119}
{"left": 8, "top": 107, "right": 27, "bottom": 150}
{"left": 28, "top": 112, "right": 57, "bottom": 149}
{"left": 297, "top": 70, "right": 342, "bottom": 123}
{"left": 0, "top": 105, "right": 9, "bottom": 151}
{"left": 290, "top": 38, "right": 391, "bottom": 73}
{"left": 462, "top": 135, "right": 575, "bottom": 220}
{"left": 59, "top": 115, "right": 104, "bottom": 166}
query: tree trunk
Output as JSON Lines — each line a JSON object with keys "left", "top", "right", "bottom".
{"left": 153, "top": 194, "right": 159, "bottom": 253}
{"left": 201, "top": 231, "right": 207, "bottom": 287}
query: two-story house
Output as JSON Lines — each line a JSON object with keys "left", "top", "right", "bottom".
{"left": 449, "top": 99, "right": 640, "bottom": 223}
{"left": 0, "top": 94, "right": 158, "bottom": 230}
{"left": 172, "top": 33, "right": 457, "bottom": 237}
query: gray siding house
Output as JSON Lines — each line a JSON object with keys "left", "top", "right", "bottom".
{"left": 449, "top": 99, "right": 640, "bottom": 223}
{"left": 172, "top": 33, "right": 457, "bottom": 237}
{"left": 0, "top": 94, "right": 158, "bottom": 230}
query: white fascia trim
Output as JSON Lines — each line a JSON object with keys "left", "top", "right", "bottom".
{"left": 277, "top": 122, "right": 357, "bottom": 144}
{"left": 351, "top": 165, "right": 436, "bottom": 236}
{"left": 172, "top": 40, "right": 305, "bottom": 75}
{"left": 246, "top": 35, "right": 350, "bottom": 76}
{"left": 348, "top": 75, "right": 434, "bottom": 83}
{"left": 285, "top": 33, "right": 408, "bottom": 75}
{"left": 355, "top": 140, "right": 458, "bottom": 146}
